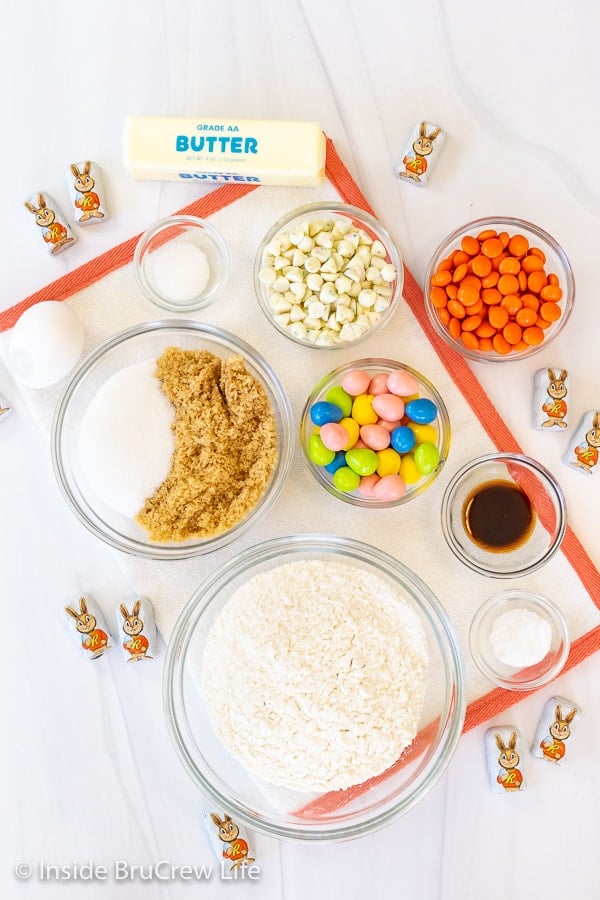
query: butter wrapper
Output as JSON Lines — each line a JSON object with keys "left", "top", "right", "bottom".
{"left": 124, "top": 116, "right": 326, "bottom": 186}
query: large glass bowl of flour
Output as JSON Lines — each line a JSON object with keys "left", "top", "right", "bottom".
{"left": 51, "top": 321, "right": 293, "bottom": 559}
{"left": 164, "top": 534, "right": 466, "bottom": 841}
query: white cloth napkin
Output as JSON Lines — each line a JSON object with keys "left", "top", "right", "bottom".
{"left": 3, "top": 178, "right": 599, "bottom": 707}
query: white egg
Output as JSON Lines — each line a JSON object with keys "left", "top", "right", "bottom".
{"left": 8, "top": 301, "right": 85, "bottom": 389}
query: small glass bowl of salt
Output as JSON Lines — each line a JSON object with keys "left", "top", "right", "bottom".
{"left": 134, "top": 215, "right": 231, "bottom": 312}
{"left": 469, "top": 590, "right": 570, "bottom": 691}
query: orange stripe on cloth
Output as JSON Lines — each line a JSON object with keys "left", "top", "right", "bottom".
{"left": 293, "top": 624, "right": 600, "bottom": 819}
{"left": 0, "top": 182, "right": 258, "bottom": 333}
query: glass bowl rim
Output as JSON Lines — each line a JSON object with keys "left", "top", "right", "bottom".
{"left": 440, "top": 452, "right": 567, "bottom": 578}
{"left": 423, "top": 215, "right": 575, "bottom": 363}
{"left": 468, "top": 588, "right": 570, "bottom": 690}
{"left": 163, "top": 533, "right": 466, "bottom": 842}
{"left": 51, "top": 320, "right": 294, "bottom": 560}
{"left": 300, "top": 357, "right": 451, "bottom": 507}
{"left": 253, "top": 200, "right": 405, "bottom": 350}
{"left": 133, "top": 214, "right": 232, "bottom": 312}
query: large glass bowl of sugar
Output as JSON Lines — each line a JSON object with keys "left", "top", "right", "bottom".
{"left": 51, "top": 321, "right": 293, "bottom": 559}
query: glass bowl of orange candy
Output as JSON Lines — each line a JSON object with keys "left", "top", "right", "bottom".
{"left": 424, "top": 217, "right": 575, "bottom": 362}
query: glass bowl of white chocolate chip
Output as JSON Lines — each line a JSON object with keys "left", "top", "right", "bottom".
{"left": 253, "top": 202, "right": 404, "bottom": 349}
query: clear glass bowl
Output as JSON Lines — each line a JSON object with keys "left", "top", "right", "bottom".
{"left": 253, "top": 201, "right": 404, "bottom": 349}
{"left": 163, "top": 534, "right": 465, "bottom": 841}
{"left": 300, "top": 359, "right": 451, "bottom": 507}
{"left": 441, "top": 453, "right": 567, "bottom": 577}
{"left": 51, "top": 321, "right": 293, "bottom": 560}
{"left": 469, "top": 590, "right": 570, "bottom": 690}
{"left": 424, "top": 216, "right": 574, "bottom": 362}
{"left": 134, "top": 216, "right": 232, "bottom": 312}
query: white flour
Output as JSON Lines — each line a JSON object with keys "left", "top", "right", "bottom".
{"left": 201, "top": 560, "right": 429, "bottom": 793}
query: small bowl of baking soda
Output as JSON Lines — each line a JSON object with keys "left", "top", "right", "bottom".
{"left": 469, "top": 590, "right": 570, "bottom": 690}
{"left": 134, "top": 215, "right": 232, "bottom": 312}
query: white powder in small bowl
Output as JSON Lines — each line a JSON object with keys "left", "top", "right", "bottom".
{"left": 78, "top": 359, "right": 175, "bottom": 517}
{"left": 146, "top": 241, "right": 211, "bottom": 302}
{"left": 201, "top": 560, "right": 429, "bottom": 793}
{"left": 489, "top": 607, "right": 552, "bottom": 668}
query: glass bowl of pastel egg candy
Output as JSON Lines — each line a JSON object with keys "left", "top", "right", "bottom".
{"left": 300, "top": 359, "right": 451, "bottom": 506}
{"left": 424, "top": 216, "right": 574, "bottom": 361}
{"left": 253, "top": 201, "right": 404, "bottom": 348}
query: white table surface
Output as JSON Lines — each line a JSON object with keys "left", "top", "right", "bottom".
{"left": 2, "top": 2, "right": 600, "bottom": 898}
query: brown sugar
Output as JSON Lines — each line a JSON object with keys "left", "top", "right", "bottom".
{"left": 136, "top": 347, "right": 278, "bottom": 542}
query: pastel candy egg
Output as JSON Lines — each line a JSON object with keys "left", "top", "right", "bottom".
{"left": 339, "top": 416, "right": 360, "bottom": 449}
{"left": 377, "top": 418, "right": 403, "bottom": 433}
{"left": 376, "top": 447, "right": 401, "bottom": 476}
{"left": 333, "top": 466, "right": 361, "bottom": 492}
{"left": 310, "top": 400, "right": 344, "bottom": 426}
{"left": 324, "top": 450, "right": 347, "bottom": 474}
{"left": 341, "top": 369, "right": 371, "bottom": 396}
{"left": 351, "top": 394, "right": 378, "bottom": 425}
{"left": 358, "top": 474, "right": 380, "bottom": 497}
{"left": 372, "top": 393, "right": 405, "bottom": 422}
{"left": 391, "top": 425, "right": 416, "bottom": 454}
{"left": 346, "top": 448, "right": 378, "bottom": 476}
{"left": 400, "top": 453, "right": 421, "bottom": 485}
{"left": 368, "top": 372, "right": 390, "bottom": 395}
{"left": 325, "top": 385, "right": 352, "bottom": 418}
{"left": 360, "top": 423, "right": 391, "bottom": 451}
{"left": 308, "top": 433, "right": 335, "bottom": 466}
{"left": 408, "top": 422, "right": 438, "bottom": 444}
{"left": 320, "top": 422, "right": 350, "bottom": 451}
{"left": 387, "top": 369, "right": 420, "bottom": 397}
{"left": 405, "top": 397, "right": 438, "bottom": 425}
{"left": 414, "top": 441, "right": 440, "bottom": 475}
{"left": 372, "top": 474, "right": 407, "bottom": 501}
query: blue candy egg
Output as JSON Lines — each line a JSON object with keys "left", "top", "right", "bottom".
{"left": 405, "top": 398, "right": 438, "bottom": 425}
{"left": 310, "top": 401, "right": 344, "bottom": 426}
{"left": 324, "top": 450, "right": 347, "bottom": 474}
{"left": 390, "top": 425, "right": 416, "bottom": 454}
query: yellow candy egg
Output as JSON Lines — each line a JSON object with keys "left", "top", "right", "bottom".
{"left": 351, "top": 394, "right": 378, "bottom": 426}
{"left": 408, "top": 422, "right": 438, "bottom": 444}
{"left": 339, "top": 416, "right": 360, "bottom": 449}
{"left": 376, "top": 447, "right": 401, "bottom": 477}
{"left": 400, "top": 453, "right": 421, "bottom": 484}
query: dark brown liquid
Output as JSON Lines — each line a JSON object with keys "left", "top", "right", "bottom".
{"left": 463, "top": 480, "right": 535, "bottom": 552}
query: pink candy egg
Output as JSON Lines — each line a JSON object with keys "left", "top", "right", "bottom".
{"left": 358, "top": 474, "right": 380, "bottom": 497}
{"left": 319, "top": 422, "right": 350, "bottom": 451}
{"left": 377, "top": 418, "right": 403, "bottom": 433}
{"left": 368, "top": 372, "right": 390, "bottom": 395}
{"left": 372, "top": 393, "right": 405, "bottom": 422}
{"left": 387, "top": 369, "right": 420, "bottom": 397}
{"left": 341, "top": 369, "right": 371, "bottom": 396}
{"left": 372, "top": 473, "right": 407, "bottom": 501}
{"left": 353, "top": 438, "right": 368, "bottom": 449}
{"left": 360, "top": 423, "right": 391, "bottom": 451}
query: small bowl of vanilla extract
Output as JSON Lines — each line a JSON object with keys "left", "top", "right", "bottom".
{"left": 441, "top": 453, "right": 567, "bottom": 577}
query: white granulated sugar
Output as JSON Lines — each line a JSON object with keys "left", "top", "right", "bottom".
{"left": 490, "top": 607, "right": 552, "bottom": 667}
{"left": 78, "top": 358, "right": 175, "bottom": 517}
{"left": 147, "top": 240, "right": 211, "bottom": 302}
{"left": 201, "top": 560, "right": 429, "bottom": 793}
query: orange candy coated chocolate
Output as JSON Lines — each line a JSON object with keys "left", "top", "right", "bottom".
{"left": 430, "top": 228, "right": 565, "bottom": 355}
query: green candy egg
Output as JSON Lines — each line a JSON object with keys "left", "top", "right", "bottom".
{"left": 414, "top": 441, "right": 440, "bottom": 475}
{"left": 345, "top": 448, "right": 378, "bottom": 476}
{"left": 333, "top": 466, "right": 361, "bottom": 492}
{"left": 308, "top": 433, "right": 335, "bottom": 466}
{"left": 325, "top": 385, "right": 353, "bottom": 418}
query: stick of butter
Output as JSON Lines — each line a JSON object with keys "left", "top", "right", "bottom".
{"left": 124, "top": 116, "right": 326, "bottom": 186}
